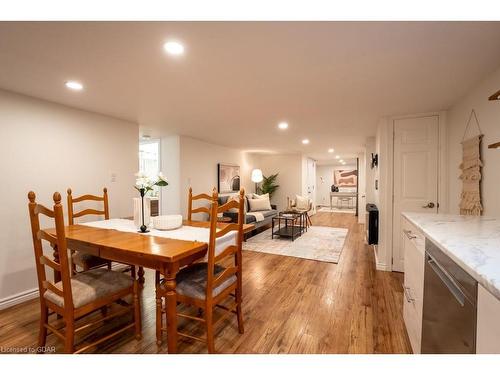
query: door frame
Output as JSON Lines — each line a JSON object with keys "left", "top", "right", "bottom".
{"left": 380, "top": 111, "right": 447, "bottom": 272}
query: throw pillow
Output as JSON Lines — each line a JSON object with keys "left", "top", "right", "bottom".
{"left": 248, "top": 197, "right": 272, "bottom": 212}
{"left": 250, "top": 193, "right": 272, "bottom": 211}
{"left": 295, "top": 195, "right": 310, "bottom": 210}
{"left": 252, "top": 193, "right": 270, "bottom": 200}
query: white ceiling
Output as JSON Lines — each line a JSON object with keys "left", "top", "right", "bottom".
{"left": 1, "top": 22, "right": 500, "bottom": 163}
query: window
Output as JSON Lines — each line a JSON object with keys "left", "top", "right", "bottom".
{"left": 139, "top": 139, "right": 161, "bottom": 198}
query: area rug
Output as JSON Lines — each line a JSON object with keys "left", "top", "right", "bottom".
{"left": 243, "top": 226, "right": 348, "bottom": 263}
{"left": 318, "top": 206, "right": 355, "bottom": 214}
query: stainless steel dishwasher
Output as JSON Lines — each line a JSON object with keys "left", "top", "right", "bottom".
{"left": 421, "top": 239, "right": 478, "bottom": 354}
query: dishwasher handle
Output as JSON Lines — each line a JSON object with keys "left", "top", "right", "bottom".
{"left": 427, "top": 254, "right": 466, "bottom": 307}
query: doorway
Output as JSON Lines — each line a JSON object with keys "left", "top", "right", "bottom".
{"left": 139, "top": 139, "right": 161, "bottom": 216}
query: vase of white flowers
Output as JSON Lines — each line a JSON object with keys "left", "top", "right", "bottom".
{"left": 134, "top": 172, "right": 168, "bottom": 233}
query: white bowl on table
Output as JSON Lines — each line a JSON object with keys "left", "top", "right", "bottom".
{"left": 152, "top": 215, "right": 183, "bottom": 230}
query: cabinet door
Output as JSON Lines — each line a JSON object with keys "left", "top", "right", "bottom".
{"left": 477, "top": 285, "right": 500, "bottom": 353}
{"left": 402, "top": 219, "right": 425, "bottom": 353}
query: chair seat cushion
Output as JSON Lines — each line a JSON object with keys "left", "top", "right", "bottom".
{"left": 72, "top": 251, "right": 108, "bottom": 269}
{"left": 44, "top": 268, "right": 133, "bottom": 308}
{"left": 175, "top": 263, "right": 237, "bottom": 300}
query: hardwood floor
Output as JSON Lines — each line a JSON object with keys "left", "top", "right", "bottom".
{"left": 0, "top": 212, "right": 411, "bottom": 354}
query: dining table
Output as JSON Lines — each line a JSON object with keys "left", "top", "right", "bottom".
{"left": 42, "top": 218, "right": 255, "bottom": 353}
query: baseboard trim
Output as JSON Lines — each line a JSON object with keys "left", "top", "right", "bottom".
{"left": 375, "top": 261, "right": 391, "bottom": 271}
{"left": 372, "top": 244, "right": 391, "bottom": 271}
{"left": 0, "top": 288, "right": 39, "bottom": 311}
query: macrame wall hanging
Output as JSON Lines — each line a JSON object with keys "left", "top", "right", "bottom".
{"left": 459, "top": 109, "right": 483, "bottom": 216}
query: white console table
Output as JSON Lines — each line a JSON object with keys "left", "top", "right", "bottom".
{"left": 330, "top": 192, "right": 357, "bottom": 209}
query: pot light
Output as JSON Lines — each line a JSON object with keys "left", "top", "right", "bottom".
{"left": 335, "top": 155, "right": 340, "bottom": 159}
{"left": 302, "top": 139, "right": 310, "bottom": 145}
{"left": 65, "top": 81, "right": 83, "bottom": 91}
{"left": 340, "top": 159, "right": 344, "bottom": 163}
{"left": 164, "top": 41, "right": 185, "bottom": 56}
{"left": 328, "top": 148, "right": 334, "bottom": 153}
{"left": 278, "top": 122, "right": 289, "bottom": 130}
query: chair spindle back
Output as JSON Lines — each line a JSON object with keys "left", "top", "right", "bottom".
{"left": 187, "top": 187, "right": 216, "bottom": 220}
{"left": 206, "top": 188, "right": 245, "bottom": 300}
{"left": 28, "top": 191, "right": 74, "bottom": 310}
{"left": 67, "top": 187, "right": 109, "bottom": 225}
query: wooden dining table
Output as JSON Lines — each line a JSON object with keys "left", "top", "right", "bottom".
{"left": 43, "top": 219, "right": 254, "bottom": 353}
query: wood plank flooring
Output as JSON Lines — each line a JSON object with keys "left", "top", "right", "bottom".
{"left": 0, "top": 212, "right": 412, "bottom": 354}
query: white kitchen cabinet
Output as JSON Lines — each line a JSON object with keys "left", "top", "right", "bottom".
{"left": 402, "top": 218, "right": 425, "bottom": 354}
{"left": 476, "top": 285, "right": 500, "bottom": 353}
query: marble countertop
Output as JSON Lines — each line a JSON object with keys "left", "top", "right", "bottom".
{"left": 402, "top": 212, "right": 500, "bottom": 300}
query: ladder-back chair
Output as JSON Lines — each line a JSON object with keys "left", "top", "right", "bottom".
{"left": 67, "top": 187, "right": 111, "bottom": 271}
{"left": 28, "top": 191, "right": 141, "bottom": 353}
{"left": 187, "top": 187, "right": 215, "bottom": 221}
{"left": 157, "top": 188, "right": 245, "bottom": 353}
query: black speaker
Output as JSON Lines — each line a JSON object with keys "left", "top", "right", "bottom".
{"left": 365, "top": 204, "right": 378, "bottom": 245}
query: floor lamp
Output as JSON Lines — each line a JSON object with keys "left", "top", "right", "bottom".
{"left": 251, "top": 169, "right": 263, "bottom": 194}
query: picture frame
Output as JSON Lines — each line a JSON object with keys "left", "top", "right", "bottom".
{"left": 217, "top": 163, "right": 241, "bottom": 193}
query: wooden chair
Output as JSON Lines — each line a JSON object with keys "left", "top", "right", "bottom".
{"left": 187, "top": 187, "right": 214, "bottom": 221}
{"left": 156, "top": 188, "right": 245, "bottom": 353}
{"left": 67, "top": 188, "right": 142, "bottom": 281}
{"left": 67, "top": 188, "right": 111, "bottom": 272}
{"left": 28, "top": 191, "right": 141, "bottom": 353}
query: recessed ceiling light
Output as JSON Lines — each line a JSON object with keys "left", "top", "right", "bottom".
{"left": 340, "top": 159, "right": 344, "bottom": 163}
{"left": 65, "top": 81, "right": 83, "bottom": 91}
{"left": 164, "top": 41, "right": 185, "bottom": 56}
{"left": 328, "top": 148, "right": 334, "bottom": 153}
{"left": 278, "top": 122, "right": 289, "bottom": 130}
{"left": 335, "top": 155, "right": 340, "bottom": 159}
{"left": 302, "top": 139, "right": 310, "bottom": 145}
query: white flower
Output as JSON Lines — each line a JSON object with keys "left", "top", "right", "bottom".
{"left": 135, "top": 176, "right": 152, "bottom": 189}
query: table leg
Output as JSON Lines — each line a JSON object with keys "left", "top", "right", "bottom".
{"left": 51, "top": 243, "right": 62, "bottom": 320}
{"left": 155, "top": 271, "right": 163, "bottom": 346}
{"left": 164, "top": 270, "right": 178, "bottom": 354}
{"left": 138, "top": 266, "right": 145, "bottom": 285}
{"left": 51, "top": 244, "right": 61, "bottom": 283}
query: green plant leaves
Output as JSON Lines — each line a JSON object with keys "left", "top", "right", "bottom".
{"left": 260, "top": 173, "right": 279, "bottom": 198}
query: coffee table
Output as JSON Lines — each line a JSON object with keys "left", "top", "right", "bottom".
{"left": 272, "top": 212, "right": 306, "bottom": 241}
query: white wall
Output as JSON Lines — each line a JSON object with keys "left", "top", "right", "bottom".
{"left": 373, "top": 118, "right": 393, "bottom": 271}
{"left": 177, "top": 136, "right": 256, "bottom": 218}
{"left": 357, "top": 151, "right": 366, "bottom": 224}
{"left": 160, "top": 135, "right": 181, "bottom": 215}
{"left": 252, "top": 154, "right": 303, "bottom": 211}
{"left": 315, "top": 164, "right": 357, "bottom": 207}
{"left": 365, "top": 137, "right": 377, "bottom": 204}
{"left": 447, "top": 66, "right": 500, "bottom": 215}
{"left": 0, "top": 90, "right": 138, "bottom": 307}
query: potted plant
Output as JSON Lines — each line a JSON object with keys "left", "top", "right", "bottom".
{"left": 258, "top": 173, "right": 279, "bottom": 198}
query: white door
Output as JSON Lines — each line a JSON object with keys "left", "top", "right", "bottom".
{"left": 392, "top": 116, "right": 439, "bottom": 272}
